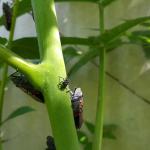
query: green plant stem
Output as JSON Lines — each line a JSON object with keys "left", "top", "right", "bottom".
{"left": 31, "top": 0, "right": 80, "bottom": 149}
{"left": 0, "top": 1, "right": 21, "bottom": 149}
{"left": 0, "top": 64, "right": 8, "bottom": 123}
{"left": 92, "top": 4, "right": 105, "bottom": 150}
{"left": 0, "top": 44, "right": 34, "bottom": 73}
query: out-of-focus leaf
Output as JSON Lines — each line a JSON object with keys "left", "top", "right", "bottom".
{"left": 68, "top": 17, "right": 150, "bottom": 77}
{"left": 0, "top": 16, "right": 5, "bottom": 27}
{"left": 127, "top": 30, "right": 150, "bottom": 59}
{"left": 84, "top": 121, "right": 95, "bottom": 133}
{"left": 57, "top": 0, "right": 98, "bottom": 3}
{"left": 141, "top": 22, "right": 150, "bottom": 27}
{"left": 68, "top": 47, "right": 99, "bottom": 77}
{"left": 68, "top": 38, "right": 123, "bottom": 76}
{"left": 100, "top": 0, "right": 117, "bottom": 7}
{"left": 77, "top": 131, "right": 89, "bottom": 144}
{"left": 17, "top": 0, "right": 32, "bottom": 16}
{"left": 84, "top": 142, "right": 92, "bottom": 150}
{"left": 63, "top": 46, "right": 82, "bottom": 63}
{"left": 100, "top": 16, "right": 150, "bottom": 45}
{"left": 0, "top": 37, "right": 7, "bottom": 45}
{"left": 11, "top": 37, "right": 39, "bottom": 59}
{"left": 103, "top": 124, "right": 118, "bottom": 139}
{"left": 1, "top": 106, "right": 35, "bottom": 125}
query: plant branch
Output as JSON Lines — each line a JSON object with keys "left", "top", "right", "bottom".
{"left": 0, "top": 44, "right": 34, "bottom": 74}
{"left": 92, "top": 4, "right": 105, "bottom": 150}
{"left": 0, "top": 1, "right": 20, "bottom": 150}
{"left": 31, "top": 0, "right": 80, "bottom": 149}
{"left": 32, "top": 0, "right": 63, "bottom": 64}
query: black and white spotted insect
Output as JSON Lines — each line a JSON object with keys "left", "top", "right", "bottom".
{"left": 2, "top": 2, "right": 13, "bottom": 30}
{"left": 57, "top": 76, "right": 69, "bottom": 91}
{"left": 71, "top": 88, "right": 84, "bottom": 129}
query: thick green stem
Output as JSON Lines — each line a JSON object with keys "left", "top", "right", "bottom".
{"left": 43, "top": 74, "right": 80, "bottom": 150}
{"left": 31, "top": 0, "right": 80, "bottom": 149}
{"left": 32, "top": 0, "right": 63, "bottom": 65}
{"left": 92, "top": 4, "right": 105, "bottom": 150}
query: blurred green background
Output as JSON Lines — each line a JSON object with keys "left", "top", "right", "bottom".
{"left": 1, "top": 0, "right": 150, "bottom": 149}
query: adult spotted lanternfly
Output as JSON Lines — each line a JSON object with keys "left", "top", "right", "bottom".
{"left": 2, "top": 2, "right": 12, "bottom": 30}
{"left": 57, "top": 76, "right": 69, "bottom": 91}
{"left": 10, "top": 71, "right": 84, "bottom": 129}
{"left": 10, "top": 71, "right": 44, "bottom": 103}
{"left": 46, "top": 136, "right": 56, "bottom": 150}
{"left": 71, "top": 88, "right": 84, "bottom": 129}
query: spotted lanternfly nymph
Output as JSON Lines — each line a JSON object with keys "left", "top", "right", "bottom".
{"left": 10, "top": 71, "right": 44, "bottom": 103}
{"left": 71, "top": 88, "right": 84, "bottom": 129}
{"left": 2, "top": 2, "right": 13, "bottom": 30}
{"left": 46, "top": 136, "right": 56, "bottom": 150}
{"left": 57, "top": 76, "right": 69, "bottom": 91}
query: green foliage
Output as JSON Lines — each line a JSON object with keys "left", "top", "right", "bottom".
{"left": 0, "top": 0, "right": 118, "bottom": 29}
{"left": 68, "top": 17, "right": 150, "bottom": 77}
{"left": 126, "top": 30, "right": 150, "bottom": 59}
{"left": 11, "top": 37, "right": 39, "bottom": 59}
{"left": 77, "top": 121, "right": 118, "bottom": 149}
{"left": 1, "top": 106, "right": 35, "bottom": 125}
{"left": 99, "top": 0, "right": 117, "bottom": 7}
{"left": 0, "top": 0, "right": 150, "bottom": 149}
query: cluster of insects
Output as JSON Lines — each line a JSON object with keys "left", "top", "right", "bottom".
{"left": 10, "top": 71, "right": 84, "bottom": 149}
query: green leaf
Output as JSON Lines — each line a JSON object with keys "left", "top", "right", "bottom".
{"left": 68, "top": 38, "right": 123, "bottom": 77}
{"left": 84, "top": 121, "right": 95, "bottom": 133}
{"left": 0, "top": 16, "right": 5, "bottom": 27}
{"left": 11, "top": 37, "right": 40, "bottom": 59}
{"left": 68, "top": 16, "right": 150, "bottom": 77}
{"left": 141, "top": 21, "right": 150, "bottom": 27}
{"left": 103, "top": 124, "right": 118, "bottom": 139}
{"left": 1, "top": 106, "right": 35, "bottom": 125}
{"left": 77, "top": 131, "right": 89, "bottom": 144}
{"left": 56, "top": 0, "right": 98, "bottom": 2}
{"left": 100, "top": 16, "right": 150, "bottom": 45}
{"left": 17, "top": 0, "right": 32, "bottom": 16}
{"left": 84, "top": 142, "right": 92, "bottom": 150}
{"left": 0, "top": 37, "right": 7, "bottom": 45}
{"left": 63, "top": 46, "right": 82, "bottom": 63}
{"left": 100, "top": 0, "right": 118, "bottom": 7}
{"left": 68, "top": 47, "right": 99, "bottom": 77}
{"left": 127, "top": 30, "right": 150, "bottom": 59}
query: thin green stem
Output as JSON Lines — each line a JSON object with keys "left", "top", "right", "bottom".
{"left": 92, "top": 4, "right": 105, "bottom": 150}
{"left": 0, "top": 64, "right": 8, "bottom": 123}
{"left": 7, "top": 0, "right": 20, "bottom": 46}
{"left": 99, "top": 5, "right": 104, "bottom": 34}
{"left": 0, "top": 1, "right": 21, "bottom": 149}
{"left": 0, "top": 44, "right": 34, "bottom": 74}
